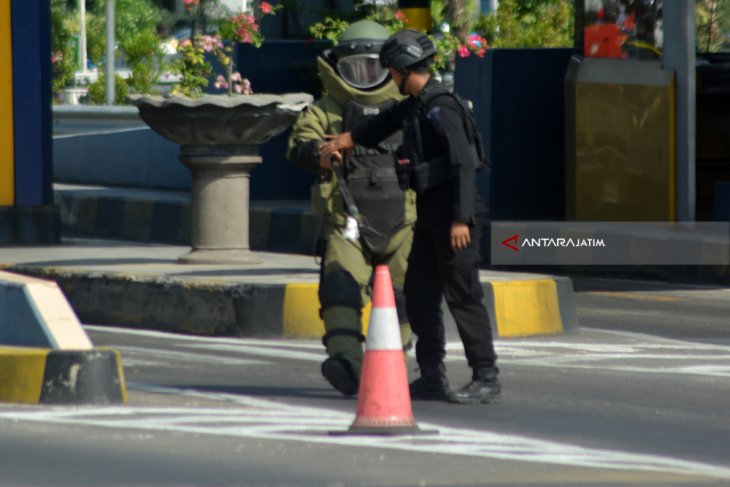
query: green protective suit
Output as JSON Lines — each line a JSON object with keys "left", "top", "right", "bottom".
{"left": 287, "top": 57, "right": 416, "bottom": 376}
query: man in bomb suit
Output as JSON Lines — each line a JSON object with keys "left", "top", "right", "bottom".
{"left": 287, "top": 20, "right": 416, "bottom": 396}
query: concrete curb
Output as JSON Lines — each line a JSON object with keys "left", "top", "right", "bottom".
{"left": 55, "top": 185, "right": 319, "bottom": 255}
{"left": 12, "top": 267, "right": 578, "bottom": 339}
{"left": 46, "top": 185, "right": 578, "bottom": 339}
{"left": 0, "top": 347, "right": 127, "bottom": 404}
{"left": 0, "top": 205, "right": 61, "bottom": 245}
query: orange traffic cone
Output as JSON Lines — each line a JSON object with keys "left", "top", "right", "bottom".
{"left": 333, "top": 265, "right": 436, "bottom": 436}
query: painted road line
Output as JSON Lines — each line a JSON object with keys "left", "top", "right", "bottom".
{"left": 586, "top": 291, "right": 682, "bottom": 303}
{"left": 115, "top": 346, "right": 268, "bottom": 367}
{"left": 179, "top": 342, "right": 325, "bottom": 362}
{"left": 89, "top": 325, "right": 730, "bottom": 380}
{"left": 2, "top": 385, "right": 730, "bottom": 480}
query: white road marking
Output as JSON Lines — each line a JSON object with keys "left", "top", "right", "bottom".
{"left": 92, "top": 325, "right": 730, "bottom": 380}
{"left": 1, "top": 384, "right": 730, "bottom": 480}
{"left": 180, "top": 342, "right": 326, "bottom": 362}
{"left": 117, "top": 346, "right": 267, "bottom": 367}
{"left": 85, "top": 324, "right": 323, "bottom": 349}
{"left": 5, "top": 326, "right": 730, "bottom": 478}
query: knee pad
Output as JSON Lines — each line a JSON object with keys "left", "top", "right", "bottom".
{"left": 322, "top": 328, "right": 366, "bottom": 348}
{"left": 319, "top": 268, "right": 363, "bottom": 311}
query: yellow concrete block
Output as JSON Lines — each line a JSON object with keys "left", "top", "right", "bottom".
{"left": 283, "top": 284, "right": 324, "bottom": 338}
{"left": 0, "top": 348, "right": 47, "bottom": 403}
{"left": 109, "top": 348, "right": 129, "bottom": 404}
{"left": 491, "top": 279, "right": 563, "bottom": 337}
{"left": 283, "top": 284, "right": 371, "bottom": 338}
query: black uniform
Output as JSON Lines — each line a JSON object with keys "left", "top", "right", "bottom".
{"left": 351, "top": 76, "right": 497, "bottom": 371}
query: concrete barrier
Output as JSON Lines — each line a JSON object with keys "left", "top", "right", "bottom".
{"left": 0, "top": 271, "right": 127, "bottom": 404}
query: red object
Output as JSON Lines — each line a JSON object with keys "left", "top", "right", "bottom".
{"left": 502, "top": 234, "right": 520, "bottom": 252}
{"left": 343, "top": 265, "right": 425, "bottom": 435}
{"left": 584, "top": 24, "right": 623, "bottom": 59}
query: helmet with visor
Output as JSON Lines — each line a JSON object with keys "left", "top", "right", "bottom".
{"left": 331, "top": 20, "right": 391, "bottom": 90}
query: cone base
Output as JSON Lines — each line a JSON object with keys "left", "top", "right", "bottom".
{"left": 329, "top": 424, "right": 438, "bottom": 436}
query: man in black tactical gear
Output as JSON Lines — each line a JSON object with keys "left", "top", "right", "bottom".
{"left": 287, "top": 21, "right": 415, "bottom": 397}
{"left": 321, "top": 29, "right": 500, "bottom": 404}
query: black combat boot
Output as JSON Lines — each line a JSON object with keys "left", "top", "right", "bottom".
{"left": 448, "top": 367, "right": 501, "bottom": 404}
{"left": 409, "top": 363, "right": 450, "bottom": 401}
{"left": 321, "top": 356, "right": 359, "bottom": 397}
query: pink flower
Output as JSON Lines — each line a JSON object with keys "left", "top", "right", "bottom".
{"left": 214, "top": 74, "right": 228, "bottom": 89}
{"left": 465, "top": 35, "right": 489, "bottom": 57}
{"left": 457, "top": 45, "right": 470, "bottom": 58}
{"left": 197, "top": 34, "right": 224, "bottom": 52}
{"left": 240, "top": 78, "right": 252, "bottom": 95}
{"left": 51, "top": 51, "right": 63, "bottom": 63}
{"left": 395, "top": 10, "right": 409, "bottom": 23}
{"left": 467, "top": 34, "right": 488, "bottom": 50}
{"left": 260, "top": 2, "right": 273, "bottom": 14}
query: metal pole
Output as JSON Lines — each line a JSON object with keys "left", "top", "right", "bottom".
{"left": 79, "top": 0, "right": 87, "bottom": 73}
{"left": 663, "top": 0, "right": 696, "bottom": 221}
{"left": 105, "top": 0, "right": 115, "bottom": 105}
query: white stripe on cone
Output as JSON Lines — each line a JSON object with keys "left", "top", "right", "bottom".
{"left": 365, "top": 307, "right": 402, "bottom": 351}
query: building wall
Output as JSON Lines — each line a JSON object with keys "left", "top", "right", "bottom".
{"left": 0, "top": 0, "right": 60, "bottom": 244}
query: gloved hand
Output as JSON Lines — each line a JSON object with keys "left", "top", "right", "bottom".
{"left": 394, "top": 146, "right": 412, "bottom": 190}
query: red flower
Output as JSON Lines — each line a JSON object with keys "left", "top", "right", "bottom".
{"left": 260, "top": 2, "right": 273, "bottom": 14}
{"left": 395, "top": 10, "right": 409, "bottom": 23}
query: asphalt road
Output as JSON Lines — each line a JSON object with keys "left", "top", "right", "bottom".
{"left": 1, "top": 277, "right": 730, "bottom": 486}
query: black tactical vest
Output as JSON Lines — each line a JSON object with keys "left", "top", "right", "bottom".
{"left": 342, "top": 100, "right": 406, "bottom": 253}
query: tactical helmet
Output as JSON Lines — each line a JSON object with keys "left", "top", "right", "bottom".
{"left": 379, "top": 29, "right": 436, "bottom": 70}
{"left": 331, "top": 20, "right": 391, "bottom": 89}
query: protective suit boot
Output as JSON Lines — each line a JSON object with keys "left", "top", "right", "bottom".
{"left": 321, "top": 356, "right": 359, "bottom": 397}
{"left": 448, "top": 367, "right": 501, "bottom": 404}
{"left": 409, "top": 362, "right": 450, "bottom": 401}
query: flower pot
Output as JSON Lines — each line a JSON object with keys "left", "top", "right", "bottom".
{"left": 129, "top": 93, "right": 313, "bottom": 264}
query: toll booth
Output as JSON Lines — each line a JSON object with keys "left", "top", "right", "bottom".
{"left": 564, "top": 57, "right": 675, "bottom": 221}
{"left": 566, "top": 0, "right": 676, "bottom": 221}
{"left": 569, "top": 0, "right": 730, "bottom": 222}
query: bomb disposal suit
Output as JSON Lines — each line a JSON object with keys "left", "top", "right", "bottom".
{"left": 286, "top": 21, "right": 416, "bottom": 396}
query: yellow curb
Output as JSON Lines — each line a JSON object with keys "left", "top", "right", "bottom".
{"left": 0, "top": 347, "right": 48, "bottom": 403}
{"left": 283, "top": 279, "right": 569, "bottom": 339}
{"left": 283, "top": 283, "right": 371, "bottom": 338}
{"left": 491, "top": 279, "right": 564, "bottom": 337}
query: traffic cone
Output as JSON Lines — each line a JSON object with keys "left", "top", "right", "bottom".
{"left": 333, "top": 265, "right": 436, "bottom": 436}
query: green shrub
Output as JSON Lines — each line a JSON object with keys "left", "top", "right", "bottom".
{"left": 474, "top": 0, "right": 573, "bottom": 48}
{"left": 86, "top": 72, "right": 130, "bottom": 104}
{"left": 51, "top": 0, "right": 77, "bottom": 98}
